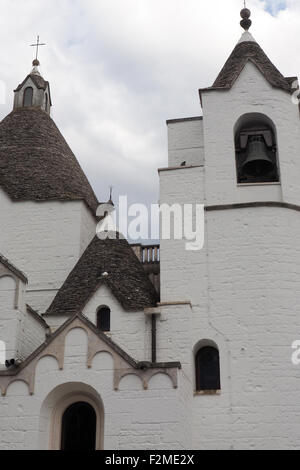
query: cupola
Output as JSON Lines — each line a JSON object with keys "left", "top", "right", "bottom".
{"left": 13, "top": 58, "right": 52, "bottom": 114}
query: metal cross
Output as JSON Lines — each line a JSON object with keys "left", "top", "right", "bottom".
{"left": 30, "top": 35, "right": 46, "bottom": 61}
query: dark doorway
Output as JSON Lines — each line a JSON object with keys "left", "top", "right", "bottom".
{"left": 61, "top": 402, "right": 96, "bottom": 451}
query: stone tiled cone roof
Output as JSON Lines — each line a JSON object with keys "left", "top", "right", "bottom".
{"left": 0, "top": 107, "right": 99, "bottom": 213}
{"left": 200, "top": 41, "right": 292, "bottom": 94}
{"left": 14, "top": 73, "right": 49, "bottom": 92}
{"left": 46, "top": 235, "right": 159, "bottom": 316}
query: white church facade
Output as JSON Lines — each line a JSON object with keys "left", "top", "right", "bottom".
{"left": 1, "top": 8, "right": 300, "bottom": 450}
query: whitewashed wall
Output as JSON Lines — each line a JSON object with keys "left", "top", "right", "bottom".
{"left": 0, "top": 270, "right": 46, "bottom": 364}
{"left": 158, "top": 57, "right": 300, "bottom": 448}
{"left": 0, "top": 276, "right": 19, "bottom": 362}
{"left": 82, "top": 284, "right": 152, "bottom": 362}
{"left": 201, "top": 62, "right": 300, "bottom": 206}
{"left": 17, "top": 312, "right": 46, "bottom": 361}
{"left": 0, "top": 188, "right": 96, "bottom": 314}
{"left": 167, "top": 118, "right": 204, "bottom": 167}
{"left": 0, "top": 326, "right": 187, "bottom": 450}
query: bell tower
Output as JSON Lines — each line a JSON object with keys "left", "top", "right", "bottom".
{"left": 235, "top": 114, "right": 279, "bottom": 184}
{"left": 198, "top": 6, "right": 300, "bottom": 206}
{"left": 13, "top": 38, "right": 52, "bottom": 114}
{"left": 159, "top": 6, "right": 300, "bottom": 303}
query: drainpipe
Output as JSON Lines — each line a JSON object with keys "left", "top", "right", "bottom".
{"left": 144, "top": 308, "right": 160, "bottom": 364}
{"left": 151, "top": 314, "right": 157, "bottom": 363}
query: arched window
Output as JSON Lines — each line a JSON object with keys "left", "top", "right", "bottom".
{"left": 23, "top": 87, "right": 33, "bottom": 107}
{"left": 45, "top": 93, "right": 48, "bottom": 111}
{"left": 195, "top": 346, "right": 221, "bottom": 392}
{"left": 61, "top": 402, "right": 96, "bottom": 451}
{"left": 97, "top": 306, "right": 111, "bottom": 332}
{"left": 234, "top": 113, "right": 279, "bottom": 184}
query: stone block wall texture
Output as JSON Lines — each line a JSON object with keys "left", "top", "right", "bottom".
{"left": 0, "top": 328, "right": 187, "bottom": 450}
{"left": 0, "top": 188, "right": 96, "bottom": 314}
{"left": 167, "top": 118, "right": 204, "bottom": 167}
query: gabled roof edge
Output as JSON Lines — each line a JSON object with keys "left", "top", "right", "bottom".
{"left": 0, "top": 254, "right": 28, "bottom": 284}
{"left": 0, "top": 313, "right": 181, "bottom": 377}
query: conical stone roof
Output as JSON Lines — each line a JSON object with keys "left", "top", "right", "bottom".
{"left": 0, "top": 107, "right": 99, "bottom": 213}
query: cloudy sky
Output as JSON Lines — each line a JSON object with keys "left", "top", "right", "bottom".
{"left": 0, "top": 0, "right": 299, "bottom": 240}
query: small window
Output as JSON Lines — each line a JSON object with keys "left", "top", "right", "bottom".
{"left": 45, "top": 93, "right": 48, "bottom": 111}
{"left": 23, "top": 87, "right": 33, "bottom": 107}
{"left": 97, "top": 306, "right": 110, "bottom": 332}
{"left": 195, "top": 346, "right": 221, "bottom": 392}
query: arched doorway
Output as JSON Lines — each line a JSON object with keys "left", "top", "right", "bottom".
{"left": 61, "top": 402, "right": 96, "bottom": 451}
{"left": 40, "top": 384, "right": 104, "bottom": 450}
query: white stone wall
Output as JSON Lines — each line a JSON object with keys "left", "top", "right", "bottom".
{"left": 79, "top": 202, "right": 97, "bottom": 256}
{"left": 157, "top": 59, "right": 300, "bottom": 448}
{"left": 0, "top": 326, "right": 187, "bottom": 450}
{"left": 0, "top": 189, "right": 95, "bottom": 313}
{"left": 82, "top": 284, "right": 152, "bottom": 362}
{"left": 190, "top": 206, "right": 300, "bottom": 449}
{"left": 0, "top": 270, "right": 46, "bottom": 363}
{"left": 0, "top": 276, "right": 19, "bottom": 362}
{"left": 159, "top": 195, "right": 300, "bottom": 448}
{"left": 167, "top": 118, "right": 204, "bottom": 168}
{"left": 159, "top": 166, "right": 205, "bottom": 303}
{"left": 17, "top": 312, "right": 46, "bottom": 362}
{"left": 45, "top": 284, "right": 153, "bottom": 362}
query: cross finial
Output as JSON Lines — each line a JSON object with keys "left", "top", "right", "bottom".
{"left": 30, "top": 35, "right": 46, "bottom": 64}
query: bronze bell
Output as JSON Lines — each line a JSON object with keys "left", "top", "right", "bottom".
{"left": 242, "top": 135, "right": 274, "bottom": 177}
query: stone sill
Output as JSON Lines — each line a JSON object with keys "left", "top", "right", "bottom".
{"left": 158, "top": 165, "right": 203, "bottom": 173}
{"left": 237, "top": 182, "right": 281, "bottom": 187}
{"left": 194, "top": 390, "right": 221, "bottom": 396}
{"left": 158, "top": 301, "right": 192, "bottom": 307}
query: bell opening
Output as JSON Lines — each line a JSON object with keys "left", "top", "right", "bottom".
{"left": 235, "top": 115, "right": 280, "bottom": 184}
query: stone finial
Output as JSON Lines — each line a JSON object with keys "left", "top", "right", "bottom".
{"left": 240, "top": 7, "right": 252, "bottom": 31}
{"left": 31, "top": 58, "right": 41, "bottom": 76}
